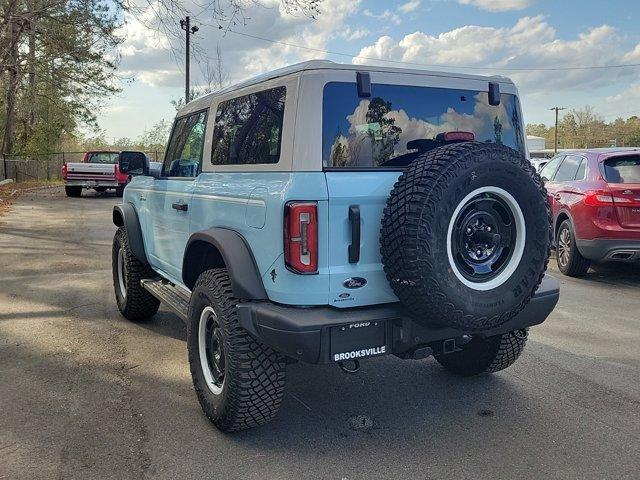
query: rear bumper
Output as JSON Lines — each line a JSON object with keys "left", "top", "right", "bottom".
{"left": 64, "top": 180, "right": 121, "bottom": 188}
{"left": 576, "top": 238, "right": 640, "bottom": 262}
{"left": 238, "top": 274, "right": 560, "bottom": 364}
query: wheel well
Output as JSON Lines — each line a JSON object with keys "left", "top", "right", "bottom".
{"left": 183, "top": 240, "right": 226, "bottom": 290}
{"left": 555, "top": 212, "right": 570, "bottom": 238}
{"left": 113, "top": 209, "right": 124, "bottom": 226}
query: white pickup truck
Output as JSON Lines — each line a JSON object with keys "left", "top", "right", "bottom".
{"left": 62, "top": 150, "right": 159, "bottom": 197}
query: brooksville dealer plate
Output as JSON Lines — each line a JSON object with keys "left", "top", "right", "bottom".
{"left": 330, "top": 321, "right": 387, "bottom": 362}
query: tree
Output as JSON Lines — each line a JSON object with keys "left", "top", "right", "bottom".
{"left": 1, "top": 0, "right": 122, "bottom": 157}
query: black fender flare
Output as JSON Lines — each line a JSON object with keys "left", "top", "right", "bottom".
{"left": 182, "top": 228, "right": 268, "bottom": 300}
{"left": 112, "top": 203, "right": 148, "bottom": 264}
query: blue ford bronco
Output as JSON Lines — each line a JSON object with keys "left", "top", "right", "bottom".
{"left": 112, "top": 60, "right": 559, "bottom": 432}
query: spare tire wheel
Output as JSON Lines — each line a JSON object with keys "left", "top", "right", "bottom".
{"left": 380, "top": 142, "right": 550, "bottom": 331}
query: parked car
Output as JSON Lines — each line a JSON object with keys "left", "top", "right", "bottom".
{"left": 540, "top": 148, "right": 640, "bottom": 276}
{"left": 62, "top": 150, "right": 153, "bottom": 197}
{"left": 111, "top": 60, "right": 559, "bottom": 432}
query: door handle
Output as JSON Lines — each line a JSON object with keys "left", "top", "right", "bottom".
{"left": 348, "top": 205, "right": 360, "bottom": 263}
{"left": 172, "top": 202, "right": 188, "bottom": 212}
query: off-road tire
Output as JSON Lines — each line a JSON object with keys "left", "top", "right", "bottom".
{"left": 187, "top": 269, "right": 286, "bottom": 432}
{"left": 115, "top": 186, "right": 125, "bottom": 197}
{"left": 380, "top": 142, "right": 551, "bottom": 332}
{"left": 65, "top": 186, "right": 82, "bottom": 197}
{"left": 556, "top": 220, "right": 590, "bottom": 277}
{"left": 435, "top": 329, "right": 528, "bottom": 376}
{"left": 112, "top": 226, "right": 160, "bottom": 321}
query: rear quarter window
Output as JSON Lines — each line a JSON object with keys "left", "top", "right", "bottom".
{"left": 211, "top": 86, "right": 286, "bottom": 166}
{"left": 603, "top": 156, "right": 640, "bottom": 184}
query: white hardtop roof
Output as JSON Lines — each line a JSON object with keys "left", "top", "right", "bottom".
{"left": 179, "top": 59, "right": 514, "bottom": 116}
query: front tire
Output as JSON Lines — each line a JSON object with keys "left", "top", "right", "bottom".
{"left": 435, "top": 330, "right": 528, "bottom": 376}
{"left": 187, "top": 269, "right": 286, "bottom": 432}
{"left": 556, "top": 220, "right": 590, "bottom": 277}
{"left": 112, "top": 226, "right": 160, "bottom": 321}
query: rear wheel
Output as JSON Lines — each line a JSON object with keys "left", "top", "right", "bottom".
{"left": 112, "top": 227, "right": 160, "bottom": 321}
{"left": 435, "top": 330, "right": 528, "bottom": 376}
{"left": 65, "top": 186, "right": 82, "bottom": 197}
{"left": 187, "top": 269, "right": 286, "bottom": 432}
{"left": 556, "top": 220, "right": 590, "bottom": 277}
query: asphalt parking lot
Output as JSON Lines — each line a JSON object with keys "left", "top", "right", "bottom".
{"left": 1, "top": 187, "right": 639, "bottom": 480}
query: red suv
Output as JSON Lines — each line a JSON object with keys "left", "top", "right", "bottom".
{"left": 540, "top": 148, "right": 640, "bottom": 276}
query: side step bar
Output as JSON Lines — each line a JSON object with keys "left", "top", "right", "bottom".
{"left": 141, "top": 279, "right": 190, "bottom": 321}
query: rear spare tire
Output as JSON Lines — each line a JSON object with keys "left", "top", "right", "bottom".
{"left": 380, "top": 142, "right": 550, "bottom": 331}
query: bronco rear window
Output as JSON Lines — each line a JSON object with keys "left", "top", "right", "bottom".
{"left": 322, "top": 82, "right": 526, "bottom": 168}
{"left": 603, "top": 156, "right": 640, "bottom": 184}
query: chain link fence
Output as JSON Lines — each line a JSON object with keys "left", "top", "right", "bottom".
{"left": 1, "top": 151, "right": 165, "bottom": 182}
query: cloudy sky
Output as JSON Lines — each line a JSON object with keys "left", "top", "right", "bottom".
{"left": 101, "top": 0, "right": 640, "bottom": 140}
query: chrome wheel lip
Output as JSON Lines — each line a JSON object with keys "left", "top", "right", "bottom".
{"left": 198, "top": 306, "right": 225, "bottom": 395}
{"left": 117, "top": 247, "right": 127, "bottom": 299}
{"left": 557, "top": 228, "right": 571, "bottom": 268}
{"left": 446, "top": 186, "right": 526, "bottom": 291}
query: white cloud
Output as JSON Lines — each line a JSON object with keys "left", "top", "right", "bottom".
{"left": 112, "top": 0, "right": 361, "bottom": 89}
{"left": 339, "top": 26, "right": 370, "bottom": 41}
{"left": 603, "top": 83, "right": 640, "bottom": 119}
{"left": 458, "top": 0, "right": 534, "bottom": 11}
{"left": 353, "top": 15, "right": 638, "bottom": 93}
{"left": 398, "top": 1, "right": 421, "bottom": 13}
{"left": 363, "top": 9, "right": 402, "bottom": 26}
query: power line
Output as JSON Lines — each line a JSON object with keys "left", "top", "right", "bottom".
{"left": 224, "top": 29, "right": 640, "bottom": 73}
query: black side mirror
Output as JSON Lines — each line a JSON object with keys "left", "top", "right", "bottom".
{"left": 119, "top": 151, "right": 149, "bottom": 176}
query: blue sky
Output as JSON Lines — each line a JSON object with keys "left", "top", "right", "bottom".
{"left": 101, "top": 0, "right": 640, "bottom": 140}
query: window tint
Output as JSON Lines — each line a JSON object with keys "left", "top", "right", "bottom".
{"left": 575, "top": 158, "right": 586, "bottom": 180}
{"left": 322, "top": 82, "right": 526, "bottom": 168}
{"left": 603, "top": 156, "right": 640, "bottom": 183}
{"left": 540, "top": 156, "right": 564, "bottom": 181}
{"left": 163, "top": 110, "right": 208, "bottom": 178}
{"left": 211, "top": 87, "right": 286, "bottom": 165}
{"left": 554, "top": 155, "right": 582, "bottom": 182}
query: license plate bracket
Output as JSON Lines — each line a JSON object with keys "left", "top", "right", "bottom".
{"left": 330, "top": 321, "right": 387, "bottom": 362}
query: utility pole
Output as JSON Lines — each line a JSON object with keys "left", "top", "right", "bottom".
{"left": 549, "top": 107, "right": 566, "bottom": 153}
{"left": 180, "top": 16, "right": 199, "bottom": 104}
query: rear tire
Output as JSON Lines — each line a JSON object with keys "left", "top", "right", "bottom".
{"left": 435, "top": 330, "right": 528, "bottom": 376}
{"left": 65, "top": 186, "right": 82, "bottom": 197}
{"left": 112, "top": 226, "right": 160, "bottom": 321}
{"left": 187, "top": 269, "right": 286, "bottom": 432}
{"left": 556, "top": 220, "right": 590, "bottom": 277}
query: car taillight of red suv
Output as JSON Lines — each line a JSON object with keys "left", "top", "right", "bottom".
{"left": 542, "top": 150, "right": 640, "bottom": 276}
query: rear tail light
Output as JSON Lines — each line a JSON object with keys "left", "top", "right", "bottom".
{"left": 284, "top": 202, "right": 318, "bottom": 274}
{"left": 82, "top": 152, "right": 89, "bottom": 162}
{"left": 584, "top": 190, "right": 631, "bottom": 206}
{"left": 61, "top": 163, "right": 67, "bottom": 179}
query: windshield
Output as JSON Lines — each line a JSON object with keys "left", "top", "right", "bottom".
{"left": 603, "top": 156, "right": 640, "bottom": 184}
{"left": 88, "top": 152, "right": 119, "bottom": 164}
{"left": 323, "top": 82, "right": 526, "bottom": 168}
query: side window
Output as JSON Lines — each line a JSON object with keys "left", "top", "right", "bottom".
{"left": 162, "top": 110, "right": 208, "bottom": 177}
{"left": 574, "top": 158, "right": 586, "bottom": 180}
{"left": 540, "top": 156, "right": 564, "bottom": 182}
{"left": 211, "top": 86, "right": 286, "bottom": 165}
{"left": 554, "top": 155, "right": 582, "bottom": 182}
